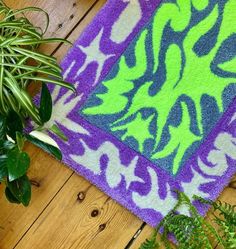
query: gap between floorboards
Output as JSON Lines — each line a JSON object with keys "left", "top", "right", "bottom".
{"left": 124, "top": 222, "right": 147, "bottom": 249}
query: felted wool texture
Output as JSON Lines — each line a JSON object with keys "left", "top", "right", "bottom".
{"left": 44, "top": 0, "right": 236, "bottom": 227}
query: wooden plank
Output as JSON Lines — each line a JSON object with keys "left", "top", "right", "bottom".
{"left": 15, "top": 173, "right": 142, "bottom": 249}
{"left": 6, "top": 0, "right": 98, "bottom": 55}
{"left": 53, "top": 0, "right": 102, "bottom": 62}
{"left": 0, "top": 144, "right": 73, "bottom": 248}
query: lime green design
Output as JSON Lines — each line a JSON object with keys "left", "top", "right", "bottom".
{"left": 219, "top": 57, "right": 236, "bottom": 74}
{"left": 82, "top": 0, "right": 236, "bottom": 174}
{"left": 152, "top": 0, "right": 193, "bottom": 73}
{"left": 155, "top": 102, "right": 201, "bottom": 175}
{"left": 82, "top": 30, "right": 148, "bottom": 115}
{"left": 192, "top": 0, "right": 209, "bottom": 10}
{"left": 111, "top": 112, "right": 155, "bottom": 153}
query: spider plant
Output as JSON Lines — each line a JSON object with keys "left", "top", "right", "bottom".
{"left": 0, "top": 1, "right": 75, "bottom": 206}
{"left": 140, "top": 192, "right": 236, "bottom": 249}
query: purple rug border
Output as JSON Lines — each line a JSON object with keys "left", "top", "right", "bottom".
{"left": 54, "top": 96, "right": 236, "bottom": 227}
{"left": 59, "top": 0, "right": 162, "bottom": 106}
{"left": 46, "top": 0, "right": 236, "bottom": 227}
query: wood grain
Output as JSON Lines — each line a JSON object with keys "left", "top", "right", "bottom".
{"left": 0, "top": 144, "right": 72, "bottom": 248}
{"left": 6, "top": 0, "right": 98, "bottom": 55}
{"left": 15, "top": 173, "right": 142, "bottom": 249}
{"left": 53, "top": 0, "right": 104, "bottom": 63}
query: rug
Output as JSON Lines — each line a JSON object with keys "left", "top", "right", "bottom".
{"left": 48, "top": 0, "right": 236, "bottom": 226}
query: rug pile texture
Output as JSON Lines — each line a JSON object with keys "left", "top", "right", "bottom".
{"left": 47, "top": 0, "right": 236, "bottom": 226}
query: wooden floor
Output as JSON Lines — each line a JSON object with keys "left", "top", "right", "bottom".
{"left": 0, "top": 1, "right": 235, "bottom": 248}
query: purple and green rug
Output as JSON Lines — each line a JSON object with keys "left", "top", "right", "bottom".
{"left": 47, "top": 0, "right": 236, "bottom": 226}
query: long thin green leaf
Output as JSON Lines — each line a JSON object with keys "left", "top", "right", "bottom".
{"left": 10, "top": 56, "right": 29, "bottom": 76}
{"left": 22, "top": 76, "right": 76, "bottom": 92}
{"left": 12, "top": 46, "right": 58, "bottom": 63}
{"left": 0, "top": 22, "right": 42, "bottom": 39}
{"left": 0, "top": 48, "right": 7, "bottom": 114}
{"left": 3, "top": 7, "right": 49, "bottom": 34}
{"left": 4, "top": 71, "right": 41, "bottom": 124}
{"left": 0, "top": 24, "right": 24, "bottom": 47}
{"left": 3, "top": 87, "right": 19, "bottom": 113}
{"left": 0, "top": 53, "right": 24, "bottom": 57}
{"left": 3, "top": 47, "right": 26, "bottom": 87}
{"left": 11, "top": 37, "right": 72, "bottom": 46}
{"left": 0, "top": 63, "right": 61, "bottom": 79}
{"left": 0, "top": 8, "right": 8, "bottom": 16}
{"left": 12, "top": 47, "right": 61, "bottom": 72}
{"left": 4, "top": 78, "right": 32, "bottom": 113}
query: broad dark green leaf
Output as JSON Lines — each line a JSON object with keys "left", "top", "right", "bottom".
{"left": 0, "top": 114, "right": 6, "bottom": 140}
{"left": 0, "top": 155, "right": 8, "bottom": 180}
{"left": 7, "top": 147, "right": 30, "bottom": 182}
{"left": 5, "top": 187, "right": 21, "bottom": 204}
{"left": 0, "top": 154, "right": 7, "bottom": 166}
{"left": 0, "top": 140, "right": 4, "bottom": 154}
{"left": 3, "top": 140, "right": 15, "bottom": 150}
{"left": 25, "top": 134, "right": 62, "bottom": 160}
{"left": 6, "top": 110, "right": 23, "bottom": 140}
{"left": 39, "top": 83, "right": 52, "bottom": 123}
{"left": 7, "top": 175, "right": 31, "bottom": 206}
{"left": 50, "top": 124, "right": 67, "bottom": 141}
{"left": 0, "top": 166, "right": 7, "bottom": 181}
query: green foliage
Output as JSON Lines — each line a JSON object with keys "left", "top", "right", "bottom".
{"left": 140, "top": 230, "right": 159, "bottom": 249}
{"left": 0, "top": 110, "right": 63, "bottom": 206}
{"left": 6, "top": 175, "right": 31, "bottom": 206}
{"left": 25, "top": 134, "right": 62, "bottom": 160}
{"left": 6, "top": 111, "right": 23, "bottom": 140}
{"left": 7, "top": 147, "right": 30, "bottom": 181}
{"left": 196, "top": 196, "right": 236, "bottom": 248}
{"left": 0, "top": 0, "right": 75, "bottom": 124}
{"left": 140, "top": 192, "right": 236, "bottom": 249}
{"left": 0, "top": 1, "right": 74, "bottom": 206}
{"left": 49, "top": 124, "right": 68, "bottom": 142}
{"left": 39, "top": 83, "right": 52, "bottom": 123}
{"left": 0, "top": 115, "right": 6, "bottom": 140}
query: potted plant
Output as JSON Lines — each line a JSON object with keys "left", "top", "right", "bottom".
{"left": 0, "top": 1, "right": 75, "bottom": 206}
